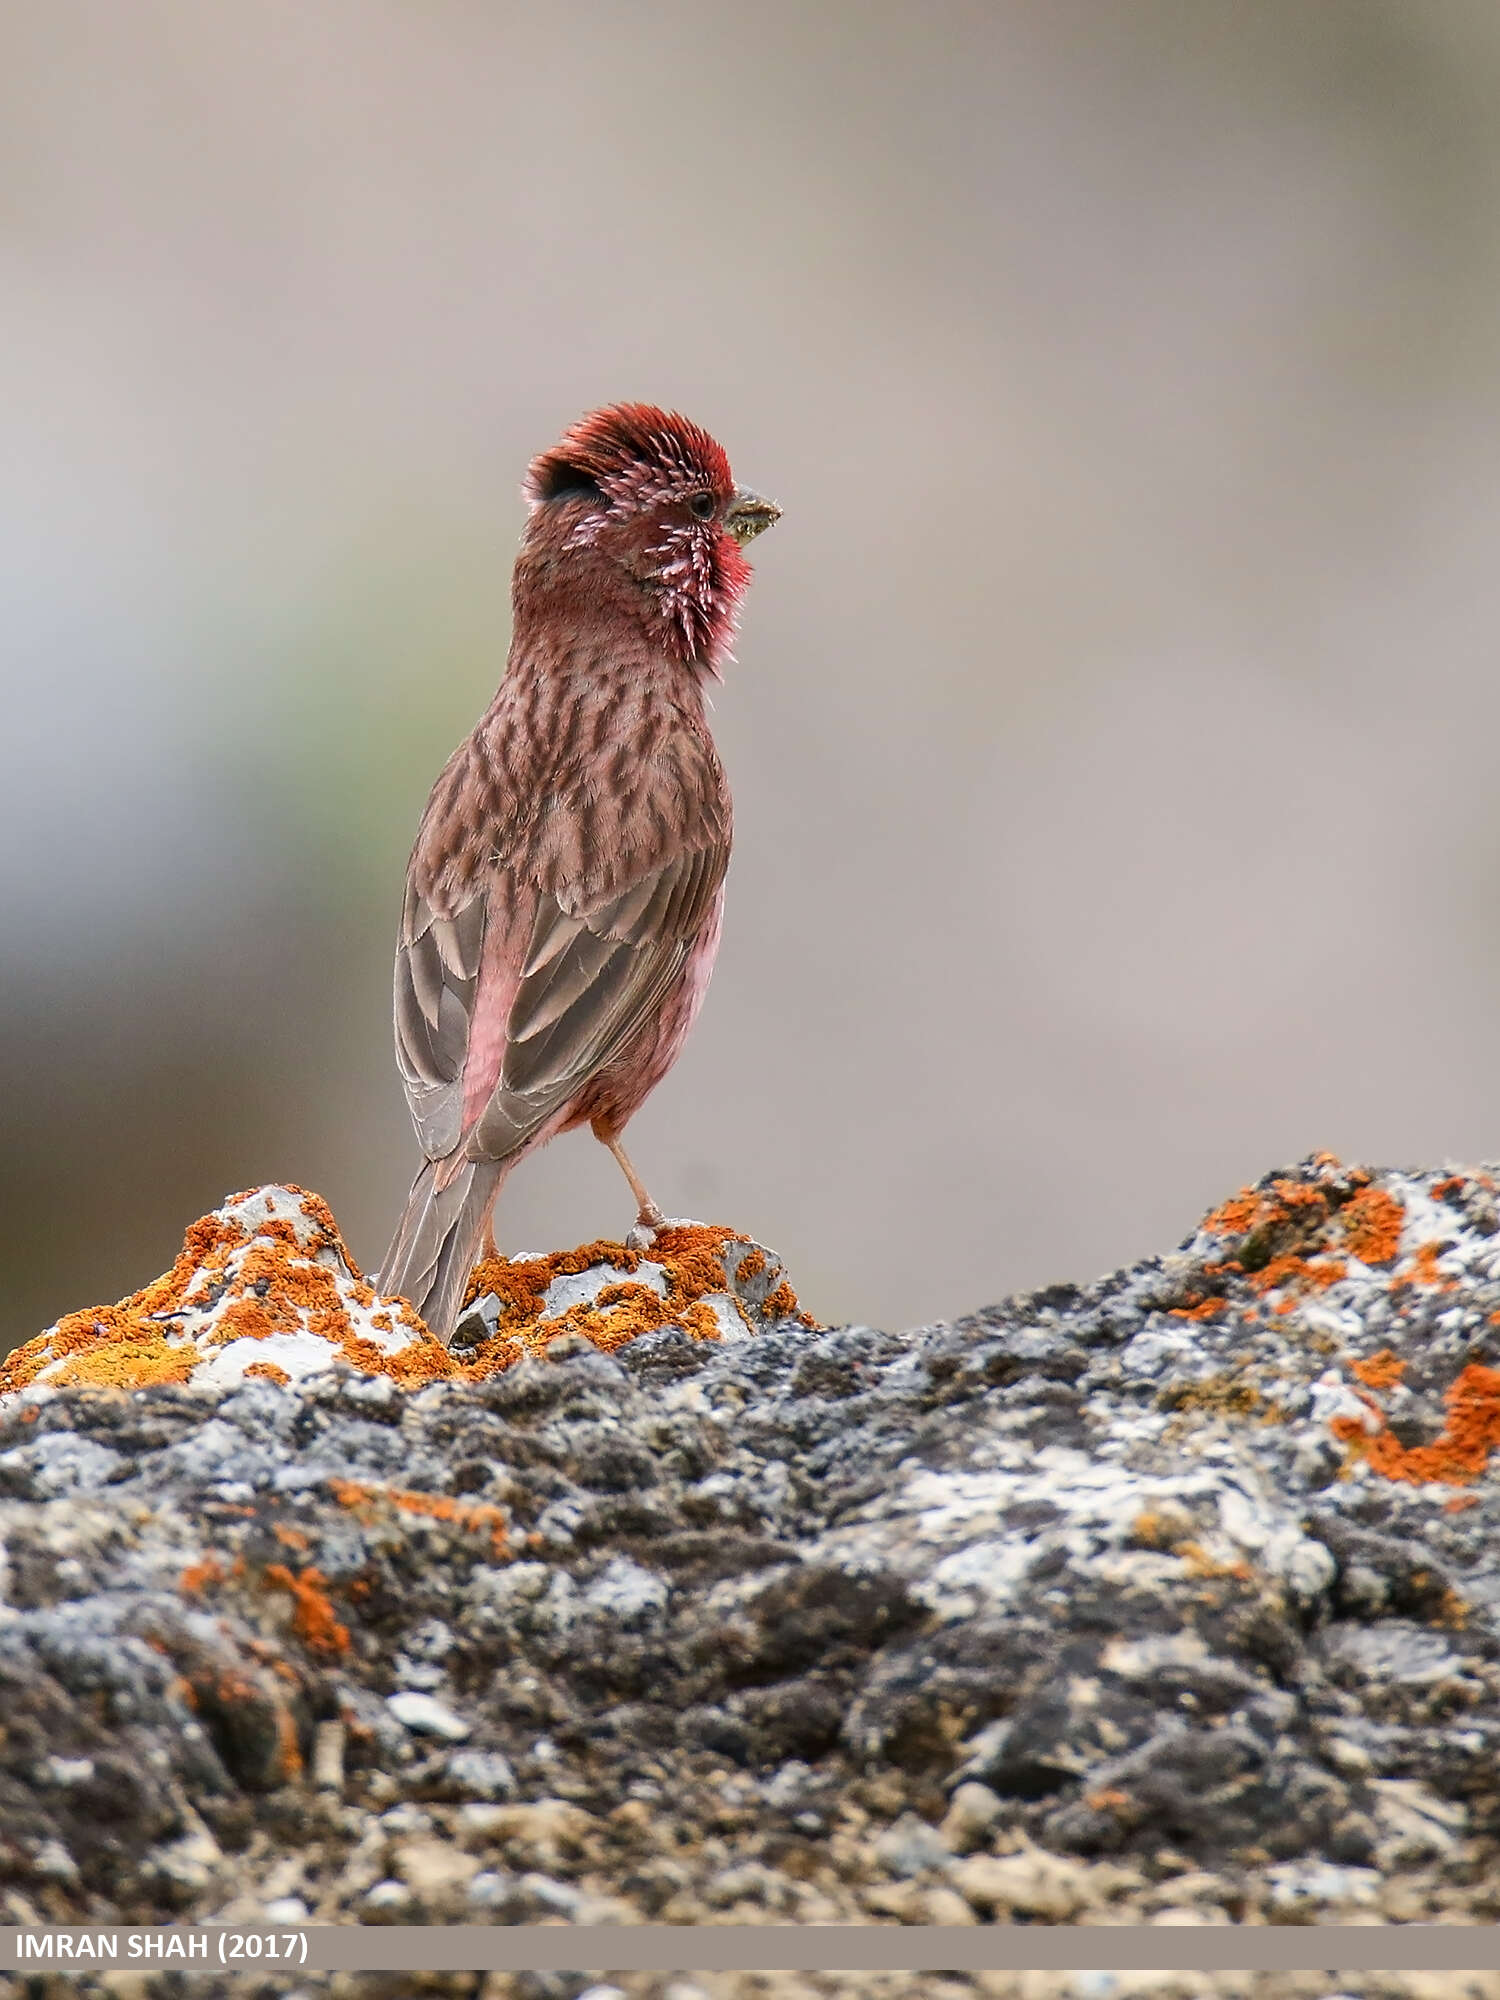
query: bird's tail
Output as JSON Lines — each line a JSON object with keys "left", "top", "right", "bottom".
{"left": 377, "top": 1156, "right": 506, "bottom": 1346}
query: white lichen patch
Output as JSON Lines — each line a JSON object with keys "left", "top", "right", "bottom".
{"left": 539, "top": 1261, "right": 667, "bottom": 1318}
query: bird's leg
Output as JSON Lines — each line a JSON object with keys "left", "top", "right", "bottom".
{"left": 598, "top": 1130, "right": 666, "bottom": 1230}
{"left": 477, "top": 1174, "right": 507, "bottom": 1267}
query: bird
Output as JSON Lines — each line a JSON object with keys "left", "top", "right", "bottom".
{"left": 376, "top": 403, "right": 780, "bottom": 1343}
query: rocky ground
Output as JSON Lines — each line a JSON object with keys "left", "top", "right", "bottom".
{"left": 5, "top": 1975, "right": 1500, "bottom": 2000}
{"left": 5, "top": 1155, "right": 1500, "bottom": 2000}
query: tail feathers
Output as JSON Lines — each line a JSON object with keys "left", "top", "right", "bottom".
{"left": 377, "top": 1156, "right": 505, "bottom": 1346}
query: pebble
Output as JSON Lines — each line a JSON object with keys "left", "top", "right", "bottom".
{"left": 446, "top": 1747, "right": 517, "bottom": 1800}
{"left": 873, "top": 1811, "right": 952, "bottom": 1879}
{"left": 940, "top": 1781, "right": 1003, "bottom": 1854}
{"left": 385, "top": 1691, "right": 471, "bottom": 1740}
{"left": 950, "top": 1849, "right": 1097, "bottom": 1920}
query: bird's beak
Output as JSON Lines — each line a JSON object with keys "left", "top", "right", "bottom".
{"left": 725, "top": 487, "right": 782, "bottom": 547}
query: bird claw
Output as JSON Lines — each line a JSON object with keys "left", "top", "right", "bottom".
{"left": 625, "top": 1216, "right": 703, "bottom": 1252}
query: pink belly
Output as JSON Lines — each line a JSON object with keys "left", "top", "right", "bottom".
{"left": 570, "top": 888, "right": 725, "bottom": 1136}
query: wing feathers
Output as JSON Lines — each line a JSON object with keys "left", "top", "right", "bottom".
{"left": 394, "top": 753, "right": 728, "bottom": 1174}
{"left": 508, "top": 922, "right": 620, "bottom": 1044}
{"left": 406, "top": 925, "right": 448, "bottom": 1035}
{"left": 430, "top": 904, "right": 484, "bottom": 981}
{"left": 394, "top": 886, "right": 487, "bottom": 1154}
{"left": 486, "top": 840, "right": 724, "bottom": 1156}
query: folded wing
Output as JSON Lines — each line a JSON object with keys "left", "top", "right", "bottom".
{"left": 393, "top": 840, "right": 726, "bottom": 1168}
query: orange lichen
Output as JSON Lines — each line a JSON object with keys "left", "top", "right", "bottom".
{"left": 273, "top": 1702, "right": 304, "bottom": 1782}
{"left": 1341, "top": 1187, "right": 1404, "bottom": 1267}
{"left": 264, "top": 1564, "right": 350, "bottom": 1657}
{"left": 298, "top": 1189, "right": 348, "bottom": 1248}
{"left": 1201, "top": 1190, "right": 1263, "bottom": 1239}
{"left": 1173, "top": 1540, "right": 1252, "bottom": 1582}
{"left": 1400, "top": 1241, "right": 1456, "bottom": 1293}
{"left": 47, "top": 1325, "right": 200, "bottom": 1393}
{"left": 180, "top": 1556, "right": 224, "bottom": 1597}
{"left": 273, "top": 1523, "right": 311, "bottom": 1553}
{"left": 762, "top": 1281, "right": 805, "bottom": 1322}
{"left": 0, "top": 1185, "right": 394, "bottom": 1397}
{"left": 1247, "top": 1253, "right": 1344, "bottom": 1306}
{"left": 1129, "top": 1511, "right": 1176, "bottom": 1549}
{"left": 1169, "top": 1297, "right": 1226, "bottom": 1323}
{"left": 0, "top": 1188, "right": 810, "bottom": 1403}
{"left": 1350, "top": 1350, "right": 1406, "bottom": 1390}
{"left": 1432, "top": 1176, "right": 1466, "bottom": 1202}
{"left": 1195, "top": 1168, "right": 1439, "bottom": 1322}
{"left": 329, "top": 1477, "right": 508, "bottom": 1555}
{"left": 1084, "top": 1788, "right": 1134, "bottom": 1816}
{"left": 651, "top": 1227, "right": 741, "bottom": 1304}
{"left": 1332, "top": 1363, "right": 1500, "bottom": 1485}
{"left": 337, "top": 1332, "right": 462, "bottom": 1388}
{"left": 678, "top": 1300, "right": 731, "bottom": 1342}
{"left": 211, "top": 1299, "right": 279, "bottom": 1344}
{"left": 1197, "top": 1167, "right": 1372, "bottom": 1314}
{"left": 461, "top": 1221, "right": 813, "bottom": 1358}
{"left": 529, "top": 1281, "right": 679, "bottom": 1354}
{"left": 1201, "top": 1175, "right": 1335, "bottom": 1244}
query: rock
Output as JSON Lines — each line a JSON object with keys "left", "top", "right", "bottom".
{"left": 475, "top": 1799, "right": 596, "bottom": 1869}
{"left": 583, "top": 1554, "right": 669, "bottom": 1627}
{"left": 873, "top": 1810, "right": 951, "bottom": 1879}
{"left": 443, "top": 1746, "right": 517, "bottom": 1801}
{"left": 1264, "top": 1859, "right": 1381, "bottom": 1918}
{"left": 950, "top": 1848, "right": 1098, "bottom": 1920}
{"left": 465, "top": 1868, "right": 515, "bottom": 1912}
{"left": 918, "top": 1884, "right": 981, "bottom": 1926}
{"left": 4, "top": 1154, "right": 1500, "bottom": 1942}
{"left": 385, "top": 1691, "right": 470, "bottom": 1740}
{"left": 1139, "top": 1870, "right": 1235, "bottom": 1917}
{"left": 359, "top": 1877, "right": 417, "bottom": 1920}
{"left": 0, "top": 1186, "right": 808, "bottom": 1404}
{"left": 391, "top": 1836, "right": 480, "bottom": 1906}
{"left": 703, "top": 1860, "right": 796, "bottom": 1910}
{"left": 260, "top": 1895, "right": 309, "bottom": 1924}
{"left": 940, "top": 1779, "right": 1004, "bottom": 1853}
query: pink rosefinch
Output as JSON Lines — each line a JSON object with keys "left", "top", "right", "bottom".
{"left": 377, "top": 403, "right": 780, "bottom": 1342}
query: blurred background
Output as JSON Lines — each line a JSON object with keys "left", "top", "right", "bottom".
{"left": 7, "top": 0, "right": 1500, "bottom": 1350}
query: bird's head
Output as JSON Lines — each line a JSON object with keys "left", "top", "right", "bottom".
{"left": 521, "top": 402, "right": 780, "bottom": 670}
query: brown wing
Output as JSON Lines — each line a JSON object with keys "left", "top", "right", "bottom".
{"left": 394, "top": 842, "right": 726, "bottom": 1167}
{"left": 393, "top": 881, "right": 487, "bottom": 1160}
{"left": 469, "top": 839, "right": 727, "bottom": 1159}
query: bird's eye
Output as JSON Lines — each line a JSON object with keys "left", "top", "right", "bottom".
{"left": 688, "top": 492, "right": 716, "bottom": 520}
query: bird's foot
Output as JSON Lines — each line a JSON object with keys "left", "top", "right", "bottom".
{"left": 625, "top": 1215, "right": 704, "bottom": 1252}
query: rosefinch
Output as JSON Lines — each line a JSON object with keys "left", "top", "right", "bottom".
{"left": 377, "top": 404, "right": 780, "bottom": 1343}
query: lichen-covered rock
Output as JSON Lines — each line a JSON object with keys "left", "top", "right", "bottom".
{"left": 5, "top": 1154, "right": 1500, "bottom": 1983}
{"left": 0, "top": 1186, "right": 804, "bottom": 1403}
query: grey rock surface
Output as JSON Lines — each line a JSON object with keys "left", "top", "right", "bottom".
{"left": 5, "top": 1156, "right": 1500, "bottom": 1998}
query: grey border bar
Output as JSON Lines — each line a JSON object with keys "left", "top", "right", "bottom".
{"left": 3, "top": 1927, "right": 1500, "bottom": 1973}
